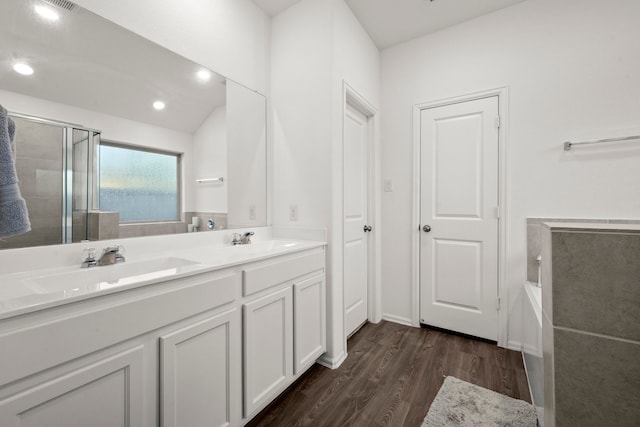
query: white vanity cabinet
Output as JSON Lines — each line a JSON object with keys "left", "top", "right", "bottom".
{"left": 241, "top": 247, "right": 326, "bottom": 419}
{"left": 293, "top": 274, "right": 326, "bottom": 375}
{"left": 0, "top": 241, "right": 326, "bottom": 427}
{"left": 0, "top": 344, "right": 146, "bottom": 427}
{"left": 243, "top": 287, "right": 293, "bottom": 416}
{"left": 160, "top": 308, "right": 241, "bottom": 427}
{"left": 0, "top": 269, "right": 240, "bottom": 427}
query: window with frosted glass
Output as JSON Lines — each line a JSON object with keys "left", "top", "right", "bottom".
{"left": 99, "top": 143, "right": 179, "bottom": 222}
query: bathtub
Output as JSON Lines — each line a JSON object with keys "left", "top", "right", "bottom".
{"left": 522, "top": 281, "right": 544, "bottom": 425}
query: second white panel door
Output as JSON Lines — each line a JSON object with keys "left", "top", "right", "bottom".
{"left": 419, "top": 96, "right": 499, "bottom": 341}
{"left": 344, "top": 103, "right": 369, "bottom": 337}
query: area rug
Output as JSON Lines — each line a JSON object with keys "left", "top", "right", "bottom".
{"left": 422, "top": 376, "right": 537, "bottom": 426}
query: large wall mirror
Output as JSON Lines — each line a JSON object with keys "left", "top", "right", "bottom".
{"left": 0, "top": 0, "right": 267, "bottom": 250}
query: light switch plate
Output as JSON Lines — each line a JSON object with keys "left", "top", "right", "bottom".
{"left": 289, "top": 204, "right": 299, "bottom": 221}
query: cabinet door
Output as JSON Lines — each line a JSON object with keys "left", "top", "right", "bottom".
{"left": 0, "top": 345, "right": 144, "bottom": 427}
{"left": 160, "top": 309, "right": 240, "bottom": 427}
{"left": 243, "top": 287, "right": 293, "bottom": 417}
{"left": 293, "top": 274, "right": 326, "bottom": 374}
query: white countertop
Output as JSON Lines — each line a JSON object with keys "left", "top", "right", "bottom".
{"left": 0, "top": 239, "right": 325, "bottom": 321}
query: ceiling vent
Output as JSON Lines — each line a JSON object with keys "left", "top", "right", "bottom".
{"left": 42, "top": 0, "right": 76, "bottom": 12}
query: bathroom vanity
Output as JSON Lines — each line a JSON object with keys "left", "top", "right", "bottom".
{"left": 0, "top": 237, "right": 326, "bottom": 426}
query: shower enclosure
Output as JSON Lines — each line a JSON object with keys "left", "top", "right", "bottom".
{"left": 0, "top": 114, "right": 100, "bottom": 249}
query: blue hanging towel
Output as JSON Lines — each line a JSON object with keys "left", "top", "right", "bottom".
{"left": 0, "top": 104, "right": 31, "bottom": 238}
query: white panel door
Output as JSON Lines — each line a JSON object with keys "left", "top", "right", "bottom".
{"left": 344, "top": 103, "right": 369, "bottom": 337}
{"left": 160, "top": 309, "right": 240, "bottom": 427}
{"left": 419, "top": 96, "right": 499, "bottom": 341}
{"left": 243, "top": 287, "right": 293, "bottom": 417}
{"left": 293, "top": 274, "right": 326, "bottom": 374}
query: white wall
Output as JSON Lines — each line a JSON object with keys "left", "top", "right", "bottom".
{"left": 331, "top": 0, "right": 380, "bottom": 107}
{"left": 271, "top": 0, "right": 333, "bottom": 229}
{"left": 227, "top": 81, "right": 268, "bottom": 228}
{"left": 191, "top": 106, "right": 227, "bottom": 213}
{"left": 271, "top": 0, "right": 379, "bottom": 365}
{"left": 271, "top": 0, "right": 336, "bottom": 361}
{"left": 380, "top": 0, "right": 640, "bottom": 346}
{"left": 73, "top": 0, "right": 271, "bottom": 94}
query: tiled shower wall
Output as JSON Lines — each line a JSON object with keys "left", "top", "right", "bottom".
{"left": 526, "top": 217, "right": 640, "bottom": 282}
{"left": 0, "top": 118, "right": 64, "bottom": 250}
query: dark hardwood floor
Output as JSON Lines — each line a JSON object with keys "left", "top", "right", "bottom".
{"left": 247, "top": 320, "right": 531, "bottom": 427}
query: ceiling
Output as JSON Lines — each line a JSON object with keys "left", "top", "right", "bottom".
{"left": 253, "top": 0, "right": 528, "bottom": 49}
{"left": 1, "top": 0, "right": 226, "bottom": 133}
{"left": 252, "top": 0, "right": 302, "bottom": 17}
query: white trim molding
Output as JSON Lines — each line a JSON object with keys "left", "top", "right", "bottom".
{"left": 317, "top": 351, "right": 348, "bottom": 370}
{"left": 343, "top": 81, "right": 382, "bottom": 326}
{"left": 382, "top": 313, "right": 413, "bottom": 327}
{"left": 411, "top": 87, "right": 510, "bottom": 348}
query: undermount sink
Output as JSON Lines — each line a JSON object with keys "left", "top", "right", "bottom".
{"left": 21, "top": 257, "right": 205, "bottom": 295}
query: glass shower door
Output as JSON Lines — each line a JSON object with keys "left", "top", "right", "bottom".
{"left": 1, "top": 114, "right": 100, "bottom": 249}
{"left": 68, "top": 128, "right": 100, "bottom": 243}
{"left": 68, "top": 128, "right": 91, "bottom": 243}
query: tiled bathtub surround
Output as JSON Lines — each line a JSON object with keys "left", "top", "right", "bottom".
{"left": 88, "top": 211, "right": 119, "bottom": 240}
{"left": 541, "top": 222, "right": 640, "bottom": 427}
{"left": 184, "top": 211, "right": 228, "bottom": 231}
{"left": 526, "top": 217, "right": 640, "bottom": 282}
{"left": 118, "top": 212, "right": 228, "bottom": 239}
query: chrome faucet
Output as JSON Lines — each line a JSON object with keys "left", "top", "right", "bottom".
{"left": 81, "top": 245, "right": 126, "bottom": 267}
{"left": 80, "top": 248, "right": 97, "bottom": 268}
{"left": 231, "top": 231, "right": 254, "bottom": 245}
{"left": 98, "top": 245, "right": 126, "bottom": 266}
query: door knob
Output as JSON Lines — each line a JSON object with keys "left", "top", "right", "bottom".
{"left": 422, "top": 225, "right": 431, "bottom": 232}
{"left": 363, "top": 225, "right": 372, "bottom": 232}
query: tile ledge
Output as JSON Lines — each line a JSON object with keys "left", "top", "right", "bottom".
{"left": 541, "top": 221, "right": 640, "bottom": 233}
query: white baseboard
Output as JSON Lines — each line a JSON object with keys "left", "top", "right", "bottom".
{"left": 507, "top": 339, "right": 522, "bottom": 351}
{"left": 382, "top": 313, "right": 414, "bottom": 327}
{"left": 317, "top": 351, "right": 347, "bottom": 370}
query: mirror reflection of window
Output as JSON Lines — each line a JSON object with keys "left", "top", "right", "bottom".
{"left": 98, "top": 143, "right": 180, "bottom": 223}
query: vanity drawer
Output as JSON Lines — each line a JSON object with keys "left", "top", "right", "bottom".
{"left": 242, "top": 249, "right": 325, "bottom": 297}
{"left": 0, "top": 271, "right": 237, "bottom": 387}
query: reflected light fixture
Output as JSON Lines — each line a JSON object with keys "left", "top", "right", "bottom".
{"left": 196, "top": 69, "right": 212, "bottom": 82}
{"left": 153, "top": 101, "right": 166, "bottom": 110}
{"left": 34, "top": 4, "right": 60, "bottom": 21}
{"left": 13, "top": 63, "right": 34, "bottom": 76}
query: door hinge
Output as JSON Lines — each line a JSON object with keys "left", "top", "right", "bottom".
{"left": 497, "top": 297, "right": 501, "bottom": 311}
{"left": 495, "top": 206, "right": 500, "bottom": 219}
{"left": 495, "top": 116, "right": 501, "bottom": 129}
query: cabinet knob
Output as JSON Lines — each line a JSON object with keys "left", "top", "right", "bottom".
{"left": 363, "top": 225, "right": 372, "bottom": 232}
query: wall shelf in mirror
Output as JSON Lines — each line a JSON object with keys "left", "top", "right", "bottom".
{"left": 196, "top": 177, "right": 225, "bottom": 184}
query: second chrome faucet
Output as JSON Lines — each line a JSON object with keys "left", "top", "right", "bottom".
{"left": 81, "top": 245, "right": 126, "bottom": 268}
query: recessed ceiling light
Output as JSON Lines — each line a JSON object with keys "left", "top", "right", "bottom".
{"left": 196, "top": 69, "right": 212, "bottom": 82}
{"left": 13, "top": 63, "right": 34, "bottom": 76}
{"left": 34, "top": 4, "right": 60, "bottom": 21}
{"left": 153, "top": 101, "right": 166, "bottom": 110}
